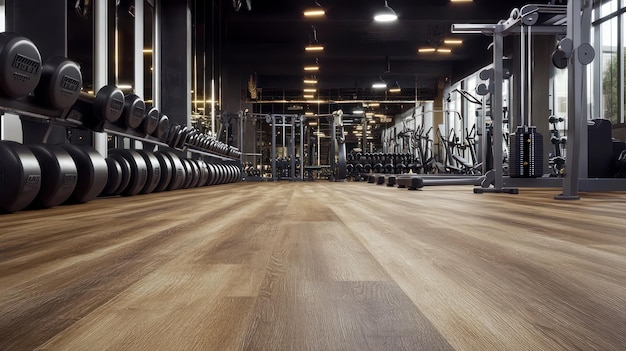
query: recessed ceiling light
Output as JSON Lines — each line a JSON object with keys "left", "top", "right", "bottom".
{"left": 450, "top": 0, "right": 473, "bottom": 3}
{"left": 304, "top": 9, "right": 325, "bottom": 17}
{"left": 437, "top": 48, "right": 452, "bottom": 53}
{"left": 418, "top": 47, "right": 436, "bottom": 53}
{"left": 304, "top": 79, "right": 318, "bottom": 84}
{"left": 444, "top": 39, "right": 463, "bottom": 45}
{"left": 304, "top": 65, "right": 320, "bottom": 71}
{"left": 303, "top": 88, "right": 317, "bottom": 92}
{"left": 305, "top": 45, "right": 325, "bottom": 52}
{"left": 304, "top": 94, "right": 315, "bottom": 99}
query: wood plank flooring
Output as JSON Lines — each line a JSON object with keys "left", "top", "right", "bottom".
{"left": 1, "top": 182, "right": 625, "bottom": 350}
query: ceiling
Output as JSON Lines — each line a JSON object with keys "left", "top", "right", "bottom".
{"left": 218, "top": 0, "right": 531, "bottom": 103}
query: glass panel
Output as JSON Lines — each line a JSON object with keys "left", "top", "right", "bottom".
{"left": 144, "top": 1, "right": 153, "bottom": 105}
{"left": 116, "top": 0, "right": 135, "bottom": 93}
{"left": 600, "top": 17, "right": 619, "bottom": 123}
{"left": 68, "top": 1, "right": 94, "bottom": 93}
{"left": 600, "top": 0, "right": 618, "bottom": 17}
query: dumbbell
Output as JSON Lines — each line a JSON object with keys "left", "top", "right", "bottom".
{"left": 346, "top": 164, "right": 354, "bottom": 174}
{"left": 34, "top": 56, "right": 82, "bottom": 110}
{"left": 102, "top": 154, "right": 131, "bottom": 196}
{"left": 155, "top": 151, "right": 185, "bottom": 190}
{"left": 140, "top": 106, "right": 160, "bottom": 135}
{"left": 152, "top": 152, "right": 173, "bottom": 193}
{"left": 60, "top": 144, "right": 108, "bottom": 203}
{"left": 108, "top": 149, "right": 148, "bottom": 196}
{"left": 27, "top": 144, "right": 78, "bottom": 208}
{"left": 102, "top": 156, "right": 128, "bottom": 196}
{"left": 66, "top": 85, "right": 124, "bottom": 132}
{"left": 0, "top": 141, "right": 42, "bottom": 213}
{"left": 153, "top": 113, "right": 170, "bottom": 140}
{"left": 120, "top": 93, "right": 146, "bottom": 130}
{"left": 0, "top": 33, "right": 42, "bottom": 98}
{"left": 180, "top": 159, "right": 197, "bottom": 188}
{"left": 194, "top": 159, "right": 210, "bottom": 186}
{"left": 135, "top": 150, "right": 161, "bottom": 194}
{"left": 167, "top": 124, "right": 182, "bottom": 147}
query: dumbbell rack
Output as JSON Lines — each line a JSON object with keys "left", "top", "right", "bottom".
{"left": 0, "top": 96, "right": 239, "bottom": 162}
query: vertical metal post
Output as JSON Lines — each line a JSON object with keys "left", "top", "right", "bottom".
{"left": 271, "top": 115, "right": 277, "bottom": 181}
{"left": 300, "top": 117, "right": 305, "bottom": 180}
{"left": 291, "top": 116, "right": 296, "bottom": 180}
{"left": 153, "top": 0, "right": 160, "bottom": 110}
{"left": 557, "top": 0, "right": 587, "bottom": 200}
{"left": 492, "top": 26, "right": 505, "bottom": 190}
{"left": 94, "top": 0, "right": 108, "bottom": 156}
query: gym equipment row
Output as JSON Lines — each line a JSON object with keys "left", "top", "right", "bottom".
{"left": 345, "top": 152, "right": 421, "bottom": 180}
{"left": 104, "top": 149, "right": 241, "bottom": 197}
{"left": 0, "top": 141, "right": 242, "bottom": 214}
{"left": 0, "top": 32, "right": 240, "bottom": 161}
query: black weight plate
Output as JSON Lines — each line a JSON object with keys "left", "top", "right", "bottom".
{"left": 60, "top": 144, "right": 109, "bottom": 203}
{"left": 102, "top": 157, "right": 123, "bottom": 196}
{"left": 108, "top": 149, "right": 148, "bottom": 196}
{"left": 154, "top": 114, "right": 169, "bottom": 139}
{"left": 186, "top": 159, "right": 201, "bottom": 188}
{"left": 175, "top": 127, "right": 189, "bottom": 149}
{"left": 167, "top": 124, "right": 181, "bottom": 147}
{"left": 158, "top": 151, "right": 185, "bottom": 190}
{"left": 94, "top": 85, "right": 124, "bottom": 123}
{"left": 0, "top": 33, "right": 42, "bottom": 98}
{"left": 135, "top": 150, "right": 161, "bottom": 194}
{"left": 224, "top": 164, "right": 233, "bottom": 183}
{"left": 107, "top": 154, "right": 131, "bottom": 196}
{"left": 230, "top": 164, "right": 238, "bottom": 183}
{"left": 152, "top": 152, "right": 173, "bottom": 192}
{"left": 109, "top": 155, "right": 132, "bottom": 195}
{"left": 206, "top": 163, "right": 217, "bottom": 186}
{"left": 122, "top": 93, "right": 146, "bottom": 129}
{"left": 216, "top": 164, "right": 227, "bottom": 184}
{"left": 179, "top": 158, "right": 193, "bottom": 189}
{"left": 232, "top": 165, "right": 241, "bottom": 182}
{"left": 0, "top": 141, "right": 42, "bottom": 213}
{"left": 34, "top": 56, "right": 82, "bottom": 110}
{"left": 194, "top": 159, "right": 210, "bottom": 186}
{"left": 28, "top": 145, "right": 78, "bottom": 208}
{"left": 141, "top": 107, "right": 160, "bottom": 135}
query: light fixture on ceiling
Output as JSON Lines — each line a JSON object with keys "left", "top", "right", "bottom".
{"left": 389, "top": 81, "right": 401, "bottom": 93}
{"left": 304, "top": 78, "right": 318, "bottom": 84}
{"left": 437, "top": 48, "right": 452, "bottom": 54}
{"left": 304, "top": 65, "right": 320, "bottom": 71}
{"left": 444, "top": 39, "right": 463, "bottom": 45}
{"left": 374, "top": 0, "right": 398, "bottom": 22}
{"left": 304, "top": 94, "right": 315, "bottom": 99}
{"left": 353, "top": 108, "right": 365, "bottom": 115}
{"left": 372, "top": 77, "right": 387, "bottom": 89}
{"left": 450, "top": 0, "right": 473, "bottom": 3}
{"left": 418, "top": 47, "right": 436, "bottom": 53}
{"left": 303, "top": 88, "right": 317, "bottom": 92}
{"left": 305, "top": 26, "right": 325, "bottom": 52}
{"left": 304, "top": 1, "right": 325, "bottom": 17}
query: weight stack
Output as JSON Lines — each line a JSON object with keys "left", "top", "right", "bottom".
{"left": 509, "top": 126, "right": 544, "bottom": 178}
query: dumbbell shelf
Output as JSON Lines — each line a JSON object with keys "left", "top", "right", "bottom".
{"left": 0, "top": 95, "right": 66, "bottom": 120}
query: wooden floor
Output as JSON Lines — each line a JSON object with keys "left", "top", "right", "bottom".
{"left": 1, "top": 181, "right": 625, "bottom": 351}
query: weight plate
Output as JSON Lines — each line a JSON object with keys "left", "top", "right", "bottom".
{"left": 109, "top": 149, "right": 148, "bottom": 196}
{"left": 180, "top": 158, "right": 193, "bottom": 189}
{"left": 60, "top": 144, "right": 108, "bottom": 203}
{"left": 194, "top": 159, "right": 210, "bottom": 186}
{"left": 217, "top": 164, "right": 227, "bottom": 184}
{"left": 158, "top": 152, "right": 185, "bottom": 190}
{"left": 141, "top": 107, "right": 160, "bottom": 135}
{"left": 552, "top": 50, "right": 568, "bottom": 69}
{"left": 94, "top": 85, "right": 124, "bottom": 123}
{"left": 0, "top": 141, "right": 42, "bottom": 212}
{"left": 152, "top": 152, "right": 173, "bottom": 192}
{"left": 167, "top": 124, "right": 181, "bottom": 147}
{"left": 34, "top": 56, "right": 82, "bottom": 110}
{"left": 175, "top": 127, "right": 188, "bottom": 149}
{"left": 122, "top": 94, "right": 146, "bottom": 129}
{"left": 135, "top": 150, "right": 161, "bottom": 194}
{"left": 186, "top": 159, "right": 201, "bottom": 188}
{"left": 0, "top": 33, "right": 42, "bottom": 98}
{"left": 28, "top": 145, "right": 78, "bottom": 208}
{"left": 107, "top": 154, "right": 131, "bottom": 196}
{"left": 102, "top": 157, "right": 123, "bottom": 196}
{"left": 578, "top": 43, "right": 595, "bottom": 66}
{"left": 206, "top": 163, "right": 218, "bottom": 186}
{"left": 154, "top": 114, "right": 170, "bottom": 140}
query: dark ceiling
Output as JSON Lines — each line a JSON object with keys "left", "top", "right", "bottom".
{"left": 218, "top": 0, "right": 531, "bottom": 101}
